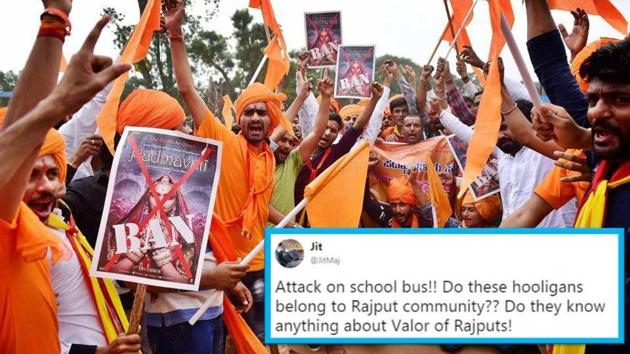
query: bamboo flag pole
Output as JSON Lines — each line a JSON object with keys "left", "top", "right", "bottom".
{"left": 127, "top": 284, "right": 147, "bottom": 334}
{"left": 188, "top": 197, "right": 310, "bottom": 325}
{"left": 443, "top": 0, "right": 460, "bottom": 57}
{"left": 499, "top": 13, "right": 543, "bottom": 107}
{"left": 444, "top": 0, "right": 480, "bottom": 59}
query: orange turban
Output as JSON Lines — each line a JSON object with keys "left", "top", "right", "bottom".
{"left": 339, "top": 104, "right": 363, "bottom": 121}
{"left": 39, "top": 129, "right": 67, "bottom": 184}
{"left": 571, "top": 37, "right": 620, "bottom": 94}
{"left": 461, "top": 191, "right": 502, "bottom": 225}
{"left": 317, "top": 95, "right": 340, "bottom": 113}
{"left": 235, "top": 83, "right": 291, "bottom": 137}
{"left": 387, "top": 177, "right": 417, "bottom": 206}
{"left": 116, "top": 89, "right": 186, "bottom": 134}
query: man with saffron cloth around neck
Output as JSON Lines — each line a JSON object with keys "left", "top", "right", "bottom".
{"left": 165, "top": 0, "right": 290, "bottom": 341}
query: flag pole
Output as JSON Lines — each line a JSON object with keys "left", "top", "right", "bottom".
{"left": 188, "top": 197, "right": 310, "bottom": 325}
{"left": 499, "top": 13, "right": 543, "bottom": 107}
{"left": 443, "top": 0, "right": 460, "bottom": 57}
{"left": 444, "top": 0, "right": 479, "bottom": 59}
{"left": 248, "top": 55, "right": 268, "bottom": 86}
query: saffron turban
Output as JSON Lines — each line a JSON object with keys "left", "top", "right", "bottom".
{"left": 317, "top": 95, "right": 340, "bottom": 113}
{"left": 235, "top": 83, "right": 292, "bottom": 136}
{"left": 571, "top": 37, "right": 620, "bottom": 94}
{"left": 387, "top": 177, "right": 417, "bottom": 206}
{"left": 461, "top": 191, "right": 502, "bottom": 225}
{"left": 339, "top": 104, "right": 363, "bottom": 121}
{"left": 39, "top": 129, "right": 67, "bottom": 184}
{"left": 116, "top": 89, "right": 186, "bottom": 134}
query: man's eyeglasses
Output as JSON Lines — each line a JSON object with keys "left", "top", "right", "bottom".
{"left": 243, "top": 108, "right": 268, "bottom": 117}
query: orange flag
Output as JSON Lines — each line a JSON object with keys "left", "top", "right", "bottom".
{"left": 441, "top": 0, "right": 474, "bottom": 52}
{"left": 548, "top": 0, "right": 627, "bottom": 35}
{"left": 304, "top": 141, "right": 370, "bottom": 227}
{"left": 458, "top": 0, "right": 512, "bottom": 199}
{"left": 96, "top": 0, "right": 162, "bottom": 153}
{"left": 221, "top": 95, "right": 235, "bottom": 129}
{"left": 426, "top": 155, "right": 452, "bottom": 228}
{"left": 472, "top": 67, "right": 486, "bottom": 87}
{"left": 249, "top": 0, "right": 290, "bottom": 90}
{"left": 208, "top": 215, "right": 267, "bottom": 354}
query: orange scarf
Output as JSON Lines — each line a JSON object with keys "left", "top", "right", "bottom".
{"left": 225, "top": 135, "right": 275, "bottom": 236}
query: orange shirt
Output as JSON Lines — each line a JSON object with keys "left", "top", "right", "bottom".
{"left": 195, "top": 111, "right": 274, "bottom": 271}
{"left": 0, "top": 204, "right": 60, "bottom": 354}
{"left": 534, "top": 149, "right": 590, "bottom": 209}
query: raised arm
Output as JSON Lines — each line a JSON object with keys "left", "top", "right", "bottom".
{"left": 353, "top": 82, "right": 384, "bottom": 130}
{"left": 444, "top": 60, "right": 476, "bottom": 126}
{"left": 416, "top": 65, "right": 434, "bottom": 117}
{"left": 165, "top": 0, "right": 207, "bottom": 129}
{"left": 298, "top": 78, "right": 333, "bottom": 161}
{"left": 386, "top": 60, "right": 418, "bottom": 115}
{"left": 0, "top": 17, "right": 130, "bottom": 221}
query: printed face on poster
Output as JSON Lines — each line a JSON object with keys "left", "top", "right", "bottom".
{"left": 90, "top": 127, "right": 222, "bottom": 291}
{"left": 334, "top": 45, "right": 375, "bottom": 99}
{"left": 445, "top": 134, "right": 500, "bottom": 201}
{"left": 304, "top": 11, "right": 342, "bottom": 68}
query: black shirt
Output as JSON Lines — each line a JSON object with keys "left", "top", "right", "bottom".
{"left": 62, "top": 171, "right": 109, "bottom": 247}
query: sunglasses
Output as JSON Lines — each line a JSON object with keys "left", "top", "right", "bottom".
{"left": 243, "top": 108, "right": 268, "bottom": 117}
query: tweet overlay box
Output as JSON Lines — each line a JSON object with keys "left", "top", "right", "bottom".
{"left": 265, "top": 228, "right": 624, "bottom": 344}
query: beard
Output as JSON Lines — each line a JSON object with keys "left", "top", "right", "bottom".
{"left": 592, "top": 120, "right": 630, "bottom": 161}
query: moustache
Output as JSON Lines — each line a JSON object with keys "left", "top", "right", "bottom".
{"left": 30, "top": 192, "right": 56, "bottom": 201}
{"left": 591, "top": 119, "right": 619, "bottom": 132}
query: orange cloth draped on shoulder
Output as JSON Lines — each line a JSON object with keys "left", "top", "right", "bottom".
{"left": 461, "top": 190, "right": 502, "bottom": 226}
{"left": 441, "top": 0, "right": 474, "bottom": 52}
{"left": 571, "top": 38, "right": 620, "bottom": 94}
{"left": 116, "top": 89, "right": 186, "bottom": 134}
{"left": 0, "top": 127, "right": 70, "bottom": 354}
{"left": 96, "top": 0, "right": 161, "bottom": 153}
{"left": 195, "top": 84, "right": 288, "bottom": 271}
{"left": 249, "top": 0, "right": 290, "bottom": 90}
{"left": 459, "top": 0, "right": 512, "bottom": 199}
{"left": 235, "top": 82, "right": 293, "bottom": 137}
{"left": 534, "top": 149, "right": 590, "bottom": 208}
{"left": 548, "top": 0, "right": 627, "bottom": 35}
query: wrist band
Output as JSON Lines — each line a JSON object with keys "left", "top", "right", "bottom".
{"left": 41, "top": 7, "right": 71, "bottom": 35}
{"left": 38, "top": 20, "right": 68, "bottom": 43}
{"left": 501, "top": 103, "right": 519, "bottom": 115}
{"left": 169, "top": 34, "right": 184, "bottom": 42}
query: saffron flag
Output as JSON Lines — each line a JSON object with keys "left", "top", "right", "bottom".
{"left": 440, "top": 0, "right": 474, "bottom": 52}
{"left": 96, "top": 0, "right": 162, "bottom": 153}
{"left": 249, "top": 0, "right": 290, "bottom": 89}
{"left": 304, "top": 141, "right": 370, "bottom": 227}
{"left": 208, "top": 215, "right": 267, "bottom": 354}
{"left": 222, "top": 95, "right": 235, "bottom": 129}
{"left": 548, "top": 0, "right": 627, "bottom": 35}
{"left": 426, "top": 155, "right": 453, "bottom": 227}
{"left": 458, "top": 0, "right": 512, "bottom": 199}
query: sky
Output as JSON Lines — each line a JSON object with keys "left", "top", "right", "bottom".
{"left": 1, "top": 1, "right": 629, "bottom": 84}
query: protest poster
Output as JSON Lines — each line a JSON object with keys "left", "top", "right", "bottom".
{"left": 304, "top": 11, "right": 342, "bottom": 68}
{"left": 445, "top": 134, "right": 500, "bottom": 201}
{"left": 334, "top": 45, "right": 375, "bottom": 99}
{"left": 90, "top": 127, "right": 222, "bottom": 291}
{"left": 369, "top": 137, "right": 458, "bottom": 224}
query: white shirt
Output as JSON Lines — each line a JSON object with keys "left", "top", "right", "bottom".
{"left": 47, "top": 226, "right": 107, "bottom": 353}
{"left": 439, "top": 110, "right": 576, "bottom": 227}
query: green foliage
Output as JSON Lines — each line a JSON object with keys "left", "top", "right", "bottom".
{"left": 0, "top": 70, "right": 18, "bottom": 92}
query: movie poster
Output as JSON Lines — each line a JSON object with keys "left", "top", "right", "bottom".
{"left": 90, "top": 127, "right": 222, "bottom": 291}
{"left": 334, "top": 45, "right": 375, "bottom": 99}
{"left": 446, "top": 135, "right": 500, "bottom": 201}
{"left": 304, "top": 11, "right": 342, "bottom": 68}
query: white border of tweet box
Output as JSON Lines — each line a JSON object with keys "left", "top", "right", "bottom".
{"left": 265, "top": 228, "right": 624, "bottom": 344}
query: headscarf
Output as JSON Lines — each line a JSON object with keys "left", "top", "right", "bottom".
{"left": 387, "top": 177, "right": 417, "bottom": 206}
{"left": 116, "top": 89, "right": 186, "bottom": 134}
{"left": 461, "top": 191, "right": 502, "bottom": 226}
{"left": 571, "top": 37, "right": 620, "bottom": 94}
{"left": 339, "top": 104, "right": 363, "bottom": 121}
{"left": 235, "top": 83, "right": 291, "bottom": 136}
{"left": 317, "top": 95, "right": 340, "bottom": 113}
